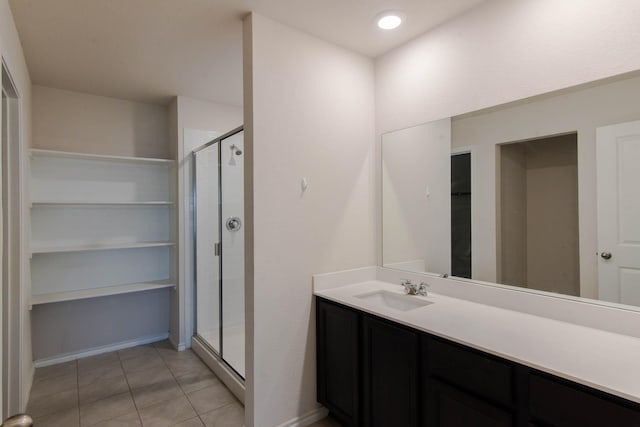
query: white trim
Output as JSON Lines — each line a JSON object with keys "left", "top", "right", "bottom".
{"left": 191, "top": 336, "right": 245, "bottom": 404}
{"left": 169, "top": 334, "right": 187, "bottom": 351}
{"left": 33, "top": 333, "right": 169, "bottom": 367}
{"left": 276, "top": 407, "right": 330, "bottom": 427}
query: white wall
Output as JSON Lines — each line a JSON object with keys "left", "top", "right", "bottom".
{"left": 376, "top": 0, "right": 640, "bottom": 133}
{"left": 244, "top": 13, "right": 375, "bottom": 427}
{"left": 32, "top": 86, "right": 169, "bottom": 158}
{"left": 1, "top": 0, "right": 32, "bottom": 411}
{"left": 376, "top": 0, "right": 640, "bottom": 286}
{"left": 170, "top": 95, "right": 242, "bottom": 350}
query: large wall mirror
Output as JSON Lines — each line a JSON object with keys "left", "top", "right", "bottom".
{"left": 382, "top": 71, "right": 640, "bottom": 309}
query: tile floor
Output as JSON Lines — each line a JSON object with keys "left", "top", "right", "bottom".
{"left": 27, "top": 341, "right": 244, "bottom": 427}
{"left": 308, "top": 416, "right": 343, "bottom": 427}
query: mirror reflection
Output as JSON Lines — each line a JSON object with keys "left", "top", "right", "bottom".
{"left": 382, "top": 71, "right": 640, "bottom": 308}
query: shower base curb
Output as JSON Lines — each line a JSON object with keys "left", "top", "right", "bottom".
{"left": 192, "top": 335, "right": 245, "bottom": 404}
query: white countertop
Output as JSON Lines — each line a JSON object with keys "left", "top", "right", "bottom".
{"left": 314, "top": 279, "right": 640, "bottom": 404}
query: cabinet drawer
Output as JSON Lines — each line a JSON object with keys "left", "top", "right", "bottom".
{"left": 426, "top": 337, "right": 513, "bottom": 407}
{"left": 426, "top": 379, "right": 513, "bottom": 427}
{"left": 530, "top": 373, "right": 640, "bottom": 426}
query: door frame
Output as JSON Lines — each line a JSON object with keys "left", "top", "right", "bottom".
{"left": 451, "top": 145, "right": 477, "bottom": 279}
{"left": 1, "top": 58, "right": 27, "bottom": 416}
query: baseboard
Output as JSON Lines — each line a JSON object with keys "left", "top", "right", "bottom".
{"left": 276, "top": 407, "right": 330, "bottom": 427}
{"left": 33, "top": 333, "right": 169, "bottom": 367}
{"left": 169, "top": 334, "right": 187, "bottom": 351}
{"left": 21, "top": 363, "right": 35, "bottom": 411}
{"left": 191, "top": 336, "right": 245, "bottom": 404}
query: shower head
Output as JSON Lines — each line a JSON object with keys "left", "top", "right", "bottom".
{"left": 231, "top": 144, "right": 242, "bottom": 155}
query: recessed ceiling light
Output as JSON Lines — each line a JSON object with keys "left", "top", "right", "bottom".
{"left": 376, "top": 12, "right": 404, "bottom": 30}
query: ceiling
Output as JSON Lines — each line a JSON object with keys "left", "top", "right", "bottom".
{"left": 9, "top": 0, "right": 485, "bottom": 106}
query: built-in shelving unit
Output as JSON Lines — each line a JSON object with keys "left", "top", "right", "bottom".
{"left": 29, "top": 149, "right": 176, "bottom": 308}
{"left": 31, "top": 201, "right": 174, "bottom": 207}
{"left": 29, "top": 280, "right": 175, "bottom": 308}
{"left": 31, "top": 241, "right": 175, "bottom": 255}
{"left": 30, "top": 148, "right": 175, "bottom": 164}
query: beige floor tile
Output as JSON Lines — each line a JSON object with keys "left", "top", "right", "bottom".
{"left": 307, "top": 416, "right": 344, "bottom": 427}
{"left": 157, "top": 349, "right": 200, "bottom": 365}
{"left": 30, "top": 371, "right": 78, "bottom": 399}
{"left": 79, "top": 372, "right": 129, "bottom": 405}
{"left": 175, "top": 369, "right": 220, "bottom": 394}
{"left": 27, "top": 388, "right": 78, "bottom": 418}
{"left": 125, "top": 364, "right": 174, "bottom": 390}
{"left": 91, "top": 412, "right": 142, "bottom": 427}
{"left": 165, "top": 357, "right": 210, "bottom": 378}
{"left": 33, "top": 407, "right": 80, "bottom": 427}
{"left": 171, "top": 417, "right": 205, "bottom": 427}
{"left": 186, "top": 383, "right": 236, "bottom": 415}
{"left": 199, "top": 402, "right": 244, "bottom": 427}
{"left": 131, "top": 377, "right": 184, "bottom": 409}
{"left": 152, "top": 340, "right": 174, "bottom": 350}
{"left": 80, "top": 391, "right": 136, "bottom": 426}
{"left": 78, "top": 352, "right": 120, "bottom": 372}
{"left": 34, "top": 360, "right": 77, "bottom": 382}
{"left": 121, "top": 353, "right": 165, "bottom": 374}
{"left": 137, "top": 395, "right": 197, "bottom": 427}
{"left": 78, "top": 360, "right": 124, "bottom": 387}
{"left": 118, "top": 344, "right": 158, "bottom": 361}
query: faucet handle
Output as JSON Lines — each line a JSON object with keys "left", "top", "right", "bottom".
{"left": 416, "top": 282, "right": 430, "bottom": 296}
{"left": 400, "top": 278, "right": 412, "bottom": 287}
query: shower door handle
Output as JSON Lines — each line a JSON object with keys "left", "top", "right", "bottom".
{"left": 214, "top": 242, "right": 221, "bottom": 257}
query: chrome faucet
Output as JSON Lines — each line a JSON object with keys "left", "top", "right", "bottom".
{"left": 400, "top": 279, "right": 429, "bottom": 296}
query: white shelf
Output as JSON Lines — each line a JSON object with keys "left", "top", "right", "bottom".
{"left": 31, "top": 241, "right": 175, "bottom": 255}
{"left": 30, "top": 149, "right": 175, "bottom": 165}
{"left": 29, "top": 281, "right": 175, "bottom": 308}
{"left": 31, "top": 201, "right": 173, "bottom": 207}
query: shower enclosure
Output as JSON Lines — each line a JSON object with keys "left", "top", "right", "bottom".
{"left": 192, "top": 126, "right": 245, "bottom": 379}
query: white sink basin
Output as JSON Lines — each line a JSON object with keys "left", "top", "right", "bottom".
{"left": 355, "top": 290, "right": 433, "bottom": 311}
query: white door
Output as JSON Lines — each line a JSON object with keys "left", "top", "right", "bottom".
{"left": 596, "top": 120, "right": 640, "bottom": 305}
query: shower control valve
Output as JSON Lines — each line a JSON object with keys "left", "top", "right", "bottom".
{"left": 226, "top": 216, "right": 242, "bottom": 232}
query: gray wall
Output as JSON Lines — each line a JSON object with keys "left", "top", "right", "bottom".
{"left": 31, "top": 290, "right": 170, "bottom": 360}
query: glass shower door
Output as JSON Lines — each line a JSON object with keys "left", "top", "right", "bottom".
{"left": 220, "top": 131, "right": 245, "bottom": 378}
{"left": 194, "top": 145, "right": 221, "bottom": 353}
{"left": 193, "top": 127, "right": 245, "bottom": 380}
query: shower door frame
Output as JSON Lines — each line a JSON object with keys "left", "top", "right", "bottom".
{"left": 192, "top": 125, "right": 244, "bottom": 380}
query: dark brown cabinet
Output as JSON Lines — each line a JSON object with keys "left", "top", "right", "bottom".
{"left": 316, "top": 296, "right": 640, "bottom": 427}
{"left": 362, "top": 315, "right": 420, "bottom": 427}
{"left": 426, "top": 379, "right": 512, "bottom": 427}
{"left": 423, "top": 336, "right": 518, "bottom": 426}
{"left": 316, "top": 298, "right": 360, "bottom": 426}
{"left": 529, "top": 373, "right": 640, "bottom": 426}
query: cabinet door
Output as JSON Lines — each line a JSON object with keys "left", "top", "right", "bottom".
{"left": 362, "top": 315, "right": 420, "bottom": 427}
{"left": 529, "top": 373, "right": 640, "bottom": 426}
{"left": 316, "top": 298, "right": 360, "bottom": 426}
{"left": 426, "top": 379, "right": 513, "bottom": 427}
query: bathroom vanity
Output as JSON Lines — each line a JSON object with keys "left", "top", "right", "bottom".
{"left": 314, "top": 273, "right": 640, "bottom": 427}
